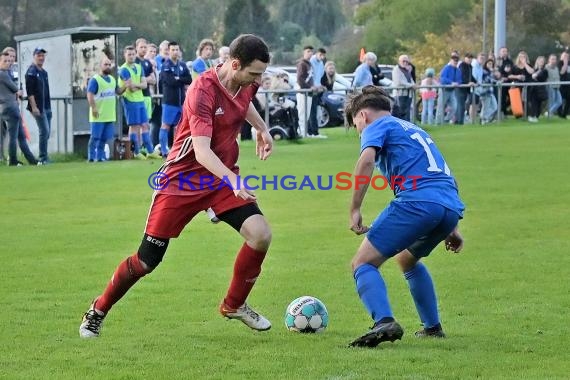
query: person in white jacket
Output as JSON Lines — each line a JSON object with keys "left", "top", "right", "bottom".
{"left": 391, "top": 55, "right": 415, "bottom": 121}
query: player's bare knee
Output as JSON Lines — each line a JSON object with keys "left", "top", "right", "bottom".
{"left": 249, "top": 226, "right": 272, "bottom": 251}
{"left": 137, "top": 233, "right": 170, "bottom": 271}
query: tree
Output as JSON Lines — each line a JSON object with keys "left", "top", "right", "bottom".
{"left": 276, "top": 22, "right": 305, "bottom": 51}
{"left": 222, "top": 0, "right": 275, "bottom": 46}
{"left": 276, "top": 0, "right": 345, "bottom": 45}
{"left": 355, "top": 0, "right": 473, "bottom": 63}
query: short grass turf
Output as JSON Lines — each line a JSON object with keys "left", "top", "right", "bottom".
{"left": 1, "top": 119, "right": 569, "bottom": 379}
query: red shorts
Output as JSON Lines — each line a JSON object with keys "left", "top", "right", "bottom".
{"left": 144, "top": 187, "right": 255, "bottom": 238}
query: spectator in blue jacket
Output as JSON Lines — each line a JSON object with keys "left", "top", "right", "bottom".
{"left": 436, "top": 51, "right": 462, "bottom": 125}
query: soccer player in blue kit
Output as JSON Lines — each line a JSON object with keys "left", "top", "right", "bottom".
{"left": 344, "top": 86, "right": 465, "bottom": 348}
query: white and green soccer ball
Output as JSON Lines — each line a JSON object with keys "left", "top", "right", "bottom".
{"left": 284, "top": 296, "right": 329, "bottom": 333}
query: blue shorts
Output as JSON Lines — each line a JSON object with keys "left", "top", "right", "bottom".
{"left": 122, "top": 100, "right": 148, "bottom": 126}
{"left": 162, "top": 104, "right": 182, "bottom": 126}
{"left": 367, "top": 200, "right": 460, "bottom": 258}
{"left": 90, "top": 122, "right": 114, "bottom": 140}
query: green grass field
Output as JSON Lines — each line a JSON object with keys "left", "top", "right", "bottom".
{"left": 1, "top": 120, "right": 569, "bottom": 379}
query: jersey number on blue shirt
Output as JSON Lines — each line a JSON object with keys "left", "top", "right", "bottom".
{"left": 410, "top": 133, "right": 451, "bottom": 175}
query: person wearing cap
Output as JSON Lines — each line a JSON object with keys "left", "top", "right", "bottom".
{"left": 25, "top": 47, "right": 51, "bottom": 164}
{"left": 436, "top": 51, "right": 462, "bottom": 125}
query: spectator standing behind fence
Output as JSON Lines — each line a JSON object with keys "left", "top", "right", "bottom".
{"left": 0, "top": 52, "right": 37, "bottom": 166}
{"left": 527, "top": 56, "right": 548, "bottom": 123}
{"left": 308, "top": 47, "right": 327, "bottom": 138}
{"left": 158, "top": 41, "right": 192, "bottom": 157}
{"left": 420, "top": 68, "right": 437, "bottom": 125}
{"left": 478, "top": 58, "right": 498, "bottom": 124}
{"left": 557, "top": 51, "right": 570, "bottom": 118}
{"left": 192, "top": 39, "right": 215, "bottom": 78}
{"left": 436, "top": 51, "right": 461, "bottom": 125}
{"left": 25, "top": 47, "right": 51, "bottom": 165}
{"left": 456, "top": 53, "right": 475, "bottom": 125}
{"left": 353, "top": 52, "right": 376, "bottom": 88}
{"left": 295, "top": 46, "right": 315, "bottom": 137}
{"left": 391, "top": 55, "right": 415, "bottom": 122}
{"left": 322, "top": 61, "right": 337, "bottom": 91}
{"left": 497, "top": 47, "right": 513, "bottom": 117}
{"left": 86, "top": 57, "right": 126, "bottom": 162}
{"left": 545, "top": 54, "right": 563, "bottom": 118}
{"left": 509, "top": 51, "right": 534, "bottom": 114}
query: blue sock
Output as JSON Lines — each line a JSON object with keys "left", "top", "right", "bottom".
{"left": 159, "top": 129, "right": 169, "bottom": 156}
{"left": 142, "top": 132, "right": 153, "bottom": 153}
{"left": 404, "top": 262, "right": 439, "bottom": 328}
{"left": 129, "top": 132, "right": 140, "bottom": 154}
{"left": 354, "top": 263, "right": 393, "bottom": 323}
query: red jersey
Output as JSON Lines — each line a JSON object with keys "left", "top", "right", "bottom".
{"left": 160, "top": 66, "right": 259, "bottom": 195}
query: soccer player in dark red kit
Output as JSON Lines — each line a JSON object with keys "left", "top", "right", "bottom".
{"left": 80, "top": 34, "right": 274, "bottom": 338}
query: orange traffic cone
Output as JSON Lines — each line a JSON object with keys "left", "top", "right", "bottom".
{"left": 359, "top": 47, "right": 366, "bottom": 62}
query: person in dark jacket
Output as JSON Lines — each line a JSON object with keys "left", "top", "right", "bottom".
{"left": 25, "top": 47, "right": 51, "bottom": 164}
{"left": 528, "top": 56, "right": 548, "bottom": 122}
{"left": 158, "top": 41, "right": 192, "bottom": 157}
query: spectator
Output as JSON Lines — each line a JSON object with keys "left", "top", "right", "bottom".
{"left": 510, "top": 51, "right": 534, "bottom": 113}
{"left": 86, "top": 57, "right": 126, "bottom": 162}
{"left": 295, "top": 46, "right": 316, "bottom": 137}
{"left": 118, "top": 45, "right": 148, "bottom": 160}
{"left": 558, "top": 51, "right": 570, "bottom": 118}
{"left": 0, "top": 51, "right": 37, "bottom": 166}
{"left": 545, "top": 54, "right": 563, "bottom": 117}
{"left": 216, "top": 46, "right": 230, "bottom": 65}
{"left": 192, "top": 39, "right": 215, "bottom": 78}
{"left": 309, "top": 47, "right": 327, "bottom": 138}
{"left": 456, "top": 53, "right": 475, "bottom": 125}
{"left": 1, "top": 47, "right": 17, "bottom": 162}
{"left": 369, "top": 62, "right": 385, "bottom": 87}
{"left": 528, "top": 56, "right": 548, "bottom": 123}
{"left": 159, "top": 41, "right": 192, "bottom": 157}
{"left": 479, "top": 58, "right": 498, "bottom": 124}
{"left": 391, "top": 54, "right": 415, "bottom": 121}
{"left": 135, "top": 38, "right": 160, "bottom": 158}
{"left": 353, "top": 52, "right": 376, "bottom": 88}
{"left": 321, "top": 61, "right": 337, "bottom": 91}
{"left": 25, "top": 47, "right": 51, "bottom": 165}
{"left": 270, "top": 73, "right": 296, "bottom": 109}
{"left": 436, "top": 51, "right": 461, "bottom": 125}
{"left": 155, "top": 40, "right": 169, "bottom": 72}
{"left": 497, "top": 47, "right": 513, "bottom": 116}
{"left": 420, "top": 68, "right": 438, "bottom": 125}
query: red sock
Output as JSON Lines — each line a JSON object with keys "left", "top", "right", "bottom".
{"left": 224, "top": 243, "right": 267, "bottom": 309}
{"left": 96, "top": 253, "right": 149, "bottom": 313}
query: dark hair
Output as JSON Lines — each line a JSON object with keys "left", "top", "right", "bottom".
{"left": 229, "top": 34, "right": 270, "bottom": 67}
{"left": 303, "top": 45, "right": 314, "bottom": 51}
{"left": 198, "top": 39, "right": 214, "bottom": 54}
{"left": 317, "top": 48, "right": 326, "bottom": 54}
{"left": 344, "top": 85, "right": 392, "bottom": 126}
{"left": 123, "top": 45, "right": 135, "bottom": 53}
{"left": 168, "top": 41, "right": 179, "bottom": 48}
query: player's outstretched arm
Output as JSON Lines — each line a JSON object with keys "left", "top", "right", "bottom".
{"left": 193, "top": 136, "right": 256, "bottom": 201}
{"left": 246, "top": 102, "right": 273, "bottom": 160}
{"left": 445, "top": 226, "right": 464, "bottom": 253}
{"left": 349, "top": 147, "right": 376, "bottom": 235}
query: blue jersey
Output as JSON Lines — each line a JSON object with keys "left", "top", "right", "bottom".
{"left": 360, "top": 115, "right": 465, "bottom": 217}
